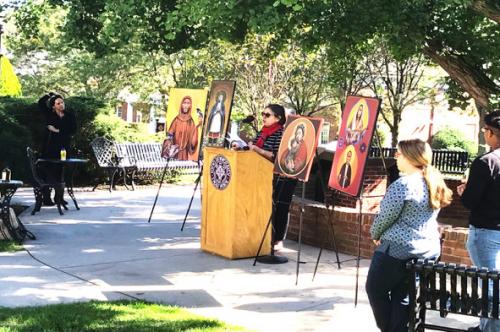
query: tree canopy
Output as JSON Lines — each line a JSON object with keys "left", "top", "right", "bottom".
{"left": 47, "top": 0, "right": 498, "bottom": 111}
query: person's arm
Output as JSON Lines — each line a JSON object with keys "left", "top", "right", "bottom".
{"left": 337, "top": 165, "right": 344, "bottom": 182}
{"left": 459, "top": 158, "right": 491, "bottom": 210}
{"left": 370, "top": 179, "right": 407, "bottom": 240}
{"left": 47, "top": 125, "right": 59, "bottom": 133}
{"left": 167, "top": 118, "right": 177, "bottom": 135}
{"left": 248, "top": 131, "right": 277, "bottom": 161}
{"left": 189, "top": 120, "right": 199, "bottom": 153}
{"left": 294, "top": 143, "right": 307, "bottom": 170}
{"left": 249, "top": 142, "right": 274, "bottom": 161}
{"left": 46, "top": 113, "right": 59, "bottom": 133}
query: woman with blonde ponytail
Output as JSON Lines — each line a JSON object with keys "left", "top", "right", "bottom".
{"left": 366, "top": 139, "right": 452, "bottom": 332}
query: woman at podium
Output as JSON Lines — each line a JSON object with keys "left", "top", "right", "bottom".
{"left": 245, "top": 104, "right": 298, "bottom": 251}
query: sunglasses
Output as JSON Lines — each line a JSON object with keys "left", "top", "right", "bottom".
{"left": 261, "top": 112, "right": 274, "bottom": 118}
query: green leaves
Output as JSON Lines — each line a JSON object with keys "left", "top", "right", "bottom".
{"left": 8, "top": 0, "right": 499, "bottom": 114}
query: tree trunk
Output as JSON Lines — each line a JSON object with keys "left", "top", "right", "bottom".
{"left": 423, "top": 43, "right": 498, "bottom": 110}
{"left": 471, "top": 0, "right": 500, "bottom": 23}
{"left": 476, "top": 104, "right": 488, "bottom": 155}
{"left": 391, "top": 126, "right": 398, "bottom": 147}
{"left": 390, "top": 110, "right": 402, "bottom": 147}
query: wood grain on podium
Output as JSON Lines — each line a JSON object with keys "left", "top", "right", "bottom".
{"left": 201, "top": 147, "right": 272, "bottom": 259}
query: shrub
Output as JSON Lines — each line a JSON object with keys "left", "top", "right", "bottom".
{"left": 0, "top": 97, "right": 37, "bottom": 181}
{"left": 431, "top": 126, "right": 477, "bottom": 157}
{"left": 0, "top": 96, "right": 156, "bottom": 184}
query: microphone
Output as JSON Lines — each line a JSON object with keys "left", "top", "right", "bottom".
{"left": 241, "top": 115, "right": 255, "bottom": 124}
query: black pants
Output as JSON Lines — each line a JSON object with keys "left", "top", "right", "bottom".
{"left": 365, "top": 251, "right": 410, "bottom": 332}
{"left": 272, "top": 176, "right": 297, "bottom": 242}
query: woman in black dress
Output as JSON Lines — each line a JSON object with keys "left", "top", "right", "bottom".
{"left": 39, "top": 94, "right": 77, "bottom": 205}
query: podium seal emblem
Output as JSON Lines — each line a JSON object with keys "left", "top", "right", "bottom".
{"left": 210, "top": 155, "right": 231, "bottom": 190}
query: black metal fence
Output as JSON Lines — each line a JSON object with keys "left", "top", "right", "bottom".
{"left": 369, "top": 147, "right": 469, "bottom": 175}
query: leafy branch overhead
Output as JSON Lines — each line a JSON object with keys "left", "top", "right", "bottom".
{"left": 46, "top": 0, "right": 498, "bottom": 112}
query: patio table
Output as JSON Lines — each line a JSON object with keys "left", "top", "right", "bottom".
{"left": 36, "top": 158, "right": 88, "bottom": 210}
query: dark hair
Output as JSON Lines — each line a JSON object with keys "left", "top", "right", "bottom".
{"left": 48, "top": 94, "right": 64, "bottom": 109}
{"left": 265, "top": 104, "right": 286, "bottom": 125}
{"left": 485, "top": 110, "right": 500, "bottom": 132}
{"left": 38, "top": 92, "right": 55, "bottom": 115}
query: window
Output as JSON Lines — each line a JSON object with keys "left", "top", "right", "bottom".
{"left": 320, "top": 122, "right": 330, "bottom": 144}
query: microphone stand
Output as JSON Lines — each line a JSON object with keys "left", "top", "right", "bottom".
{"left": 253, "top": 176, "right": 289, "bottom": 265}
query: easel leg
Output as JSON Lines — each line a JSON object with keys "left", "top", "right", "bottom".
{"left": 147, "top": 158, "right": 170, "bottom": 223}
{"left": 312, "top": 201, "right": 342, "bottom": 280}
{"left": 329, "top": 211, "right": 342, "bottom": 270}
{"left": 295, "top": 182, "right": 306, "bottom": 285}
{"left": 312, "top": 153, "right": 342, "bottom": 279}
{"left": 180, "top": 169, "right": 202, "bottom": 231}
{"left": 354, "top": 197, "right": 363, "bottom": 307}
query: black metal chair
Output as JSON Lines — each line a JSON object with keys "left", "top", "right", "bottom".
{"left": 26, "top": 147, "right": 66, "bottom": 215}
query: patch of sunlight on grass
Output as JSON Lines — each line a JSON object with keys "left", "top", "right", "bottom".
{"left": 0, "top": 240, "right": 23, "bottom": 253}
{"left": 0, "top": 300, "right": 248, "bottom": 332}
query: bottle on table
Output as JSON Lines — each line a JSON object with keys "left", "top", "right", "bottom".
{"left": 1, "top": 166, "right": 11, "bottom": 182}
{"left": 60, "top": 147, "right": 67, "bottom": 161}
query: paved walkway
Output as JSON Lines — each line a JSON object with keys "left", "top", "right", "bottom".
{"left": 1, "top": 186, "right": 477, "bottom": 331}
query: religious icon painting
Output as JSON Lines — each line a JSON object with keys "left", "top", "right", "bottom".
{"left": 328, "top": 95, "right": 381, "bottom": 197}
{"left": 274, "top": 115, "right": 324, "bottom": 182}
{"left": 164, "top": 88, "right": 208, "bottom": 161}
{"left": 202, "top": 80, "right": 236, "bottom": 148}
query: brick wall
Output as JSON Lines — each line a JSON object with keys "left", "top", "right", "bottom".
{"left": 439, "top": 179, "right": 469, "bottom": 228}
{"left": 440, "top": 226, "right": 472, "bottom": 265}
{"left": 288, "top": 200, "right": 472, "bottom": 265}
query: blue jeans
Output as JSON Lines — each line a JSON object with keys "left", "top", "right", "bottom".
{"left": 366, "top": 251, "right": 410, "bottom": 332}
{"left": 467, "top": 226, "right": 500, "bottom": 332}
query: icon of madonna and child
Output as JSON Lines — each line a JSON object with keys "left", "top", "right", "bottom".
{"left": 345, "top": 103, "right": 368, "bottom": 146}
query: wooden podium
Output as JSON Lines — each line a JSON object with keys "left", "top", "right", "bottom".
{"left": 201, "top": 147, "right": 272, "bottom": 259}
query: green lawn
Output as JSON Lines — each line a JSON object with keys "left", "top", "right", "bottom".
{"left": 0, "top": 300, "right": 247, "bottom": 332}
{"left": 0, "top": 240, "right": 23, "bottom": 252}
